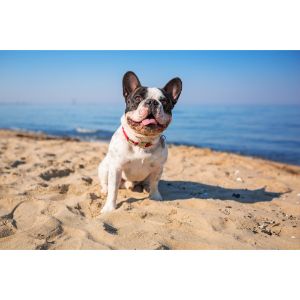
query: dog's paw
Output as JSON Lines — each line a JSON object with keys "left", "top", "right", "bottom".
{"left": 149, "top": 191, "right": 163, "bottom": 201}
{"left": 124, "top": 181, "right": 134, "bottom": 190}
{"left": 101, "top": 203, "right": 116, "bottom": 213}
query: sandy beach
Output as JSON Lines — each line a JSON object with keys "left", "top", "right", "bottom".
{"left": 0, "top": 129, "right": 299, "bottom": 249}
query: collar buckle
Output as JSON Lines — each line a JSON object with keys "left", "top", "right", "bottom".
{"left": 139, "top": 141, "right": 150, "bottom": 148}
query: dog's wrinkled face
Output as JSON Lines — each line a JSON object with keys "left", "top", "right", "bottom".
{"left": 122, "top": 71, "right": 182, "bottom": 136}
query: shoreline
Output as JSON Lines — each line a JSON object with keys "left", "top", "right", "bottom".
{"left": 1, "top": 128, "right": 299, "bottom": 167}
{"left": 0, "top": 129, "right": 299, "bottom": 249}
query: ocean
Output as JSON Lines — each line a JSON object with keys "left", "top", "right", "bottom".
{"left": 0, "top": 103, "right": 300, "bottom": 165}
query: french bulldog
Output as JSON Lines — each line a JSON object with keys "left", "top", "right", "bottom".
{"left": 98, "top": 71, "right": 182, "bottom": 213}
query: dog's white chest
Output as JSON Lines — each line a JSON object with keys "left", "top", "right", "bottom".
{"left": 122, "top": 149, "right": 165, "bottom": 182}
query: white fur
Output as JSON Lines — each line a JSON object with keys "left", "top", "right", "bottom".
{"left": 98, "top": 114, "right": 168, "bottom": 213}
{"left": 146, "top": 87, "right": 164, "bottom": 100}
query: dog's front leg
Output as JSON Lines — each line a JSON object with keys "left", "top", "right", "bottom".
{"left": 101, "top": 166, "right": 122, "bottom": 213}
{"left": 148, "top": 167, "right": 163, "bottom": 201}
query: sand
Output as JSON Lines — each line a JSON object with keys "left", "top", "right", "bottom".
{"left": 0, "top": 129, "right": 299, "bottom": 249}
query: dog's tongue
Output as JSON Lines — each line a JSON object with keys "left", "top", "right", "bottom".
{"left": 142, "top": 118, "right": 157, "bottom": 126}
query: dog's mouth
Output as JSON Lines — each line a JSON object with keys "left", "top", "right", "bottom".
{"left": 127, "top": 114, "right": 167, "bottom": 135}
{"left": 128, "top": 114, "right": 165, "bottom": 129}
{"left": 140, "top": 116, "right": 158, "bottom": 126}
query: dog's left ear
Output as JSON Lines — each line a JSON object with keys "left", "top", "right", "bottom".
{"left": 123, "top": 71, "right": 141, "bottom": 98}
{"left": 163, "top": 77, "right": 182, "bottom": 104}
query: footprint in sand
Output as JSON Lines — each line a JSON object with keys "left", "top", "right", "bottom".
{"left": 0, "top": 218, "right": 17, "bottom": 238}
{"left": 66, "top": 203, "right": 85, "bottom": 217}
{"left": 155, "top": 244, "right": 170, "bottom": 250}
{"left": 39, "top": 168, "right": 74, "bottom": 181}
{"left": 0, "top": 202, "right": 24, "bottom": 238}
{"left": 66, "top": 197, "right": 102, "bottom": 218}
{"left": 44, "top": 153, "right": 56, "bottom": 158}
{"left": 10, "top": 159, "right": 26, "bottom": 168}
{"left": 32, "top": 217, "right": 64, "bottom": 250}
{"left": 0, "top": 200, "right": 64, "bottom": 250}
{"left": 58, "top": 184, "right": 69, "bottom": 194}
{"left": 81, "top": 176, "right": 93, "bottom": 185}
{"left": 103, "top": 222, "right": 118, "bottom": 235}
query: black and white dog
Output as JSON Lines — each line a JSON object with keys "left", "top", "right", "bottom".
{"left": 98, "top": 71, "right": 182, "bottom": 213}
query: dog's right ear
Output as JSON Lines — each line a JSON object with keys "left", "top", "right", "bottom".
{"left": 123, "top": 71, "right": 141, "bottom": 98}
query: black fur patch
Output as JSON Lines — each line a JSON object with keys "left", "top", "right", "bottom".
{"left": 125, "top": 87, "right": 148, "bottom": 113}
{"left": 159, "top": 89, "right": 175, "bottom": 114}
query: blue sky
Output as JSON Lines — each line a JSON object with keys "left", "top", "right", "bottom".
{"left": 0, "top": 51, "right": 299, "bottom": 105}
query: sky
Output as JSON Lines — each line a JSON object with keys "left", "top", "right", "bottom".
{"left": 0, "top": 50, "right": 299, "bottom": 105}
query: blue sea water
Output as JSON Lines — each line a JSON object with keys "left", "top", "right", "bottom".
{"left": 0, "top": 103, "right": 300, "bottom": 165}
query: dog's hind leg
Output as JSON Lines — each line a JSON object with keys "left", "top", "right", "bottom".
{"left": 119, "top": 179, "right": 134, "bottom": 190}
{"left": 119, "top": 180, "right": 144, "bottom": 192}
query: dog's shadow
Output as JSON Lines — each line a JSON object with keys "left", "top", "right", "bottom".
{"left": 118, "top": 180, "right": 283, "bottom": 207}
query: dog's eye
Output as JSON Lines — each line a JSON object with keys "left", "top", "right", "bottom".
{"left": 135, "top": 95, "right": 142, "bottom": 101}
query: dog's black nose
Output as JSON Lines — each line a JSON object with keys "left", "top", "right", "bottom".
{"left": 145, "top": 99, "right": 159, "bottom": 106}
{"left": 152, "top": 100, "right": 159, "bottom": 106}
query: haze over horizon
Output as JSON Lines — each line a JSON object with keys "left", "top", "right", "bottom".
{"left": 0, "top": 50, "right": 299, "bottom": 105}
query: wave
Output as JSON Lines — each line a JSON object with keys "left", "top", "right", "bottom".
{"left": 71, "top": 127, "right": 113, "bottom": 140}
{"left": 75, "top": 127, "right": 98, "bottom": 134}
{"left": 3, "top": 126, "right": 114, "bottom": 141}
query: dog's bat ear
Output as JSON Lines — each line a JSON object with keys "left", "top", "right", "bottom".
{"left": 123, "top": 71, "right": 141, "bottom": 98}
{"left": 163, "top": 77, "right": 182, "bottom": 104}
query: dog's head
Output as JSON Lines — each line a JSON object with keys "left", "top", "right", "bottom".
{"left": 122, "top": 71, "right": 182, "bottom": 136}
